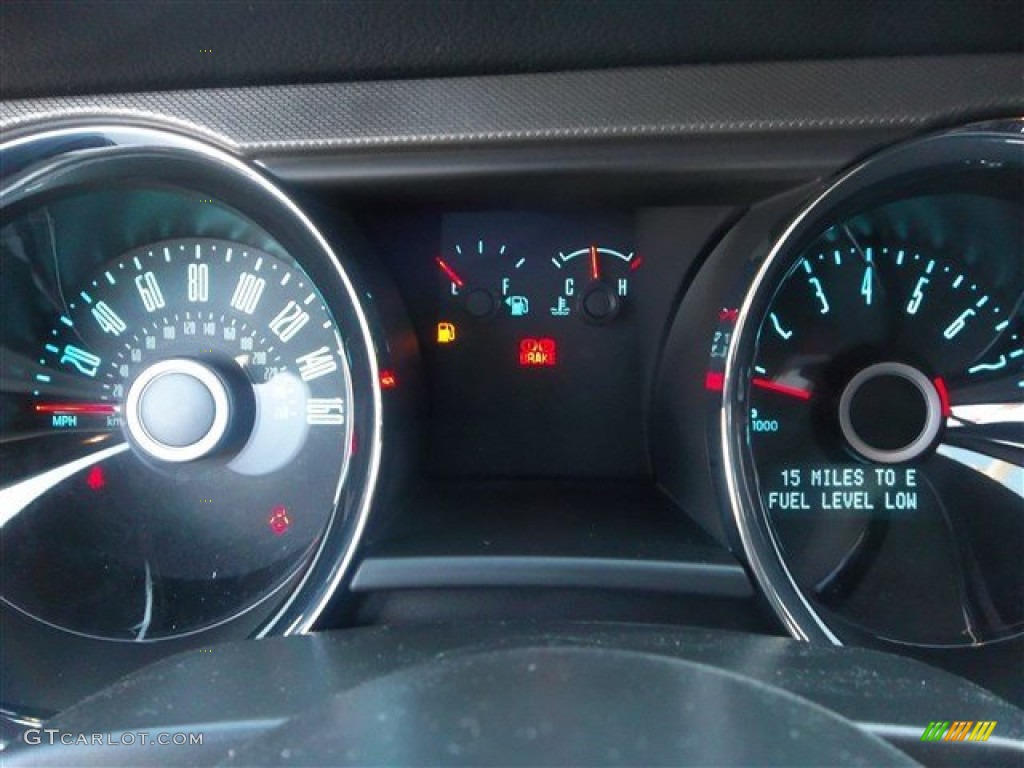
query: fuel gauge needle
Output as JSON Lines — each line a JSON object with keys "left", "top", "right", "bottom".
{"left": 590, "top": 245, "right": 601, "bottom": 281}
{"left": 435, "top": 257, "right": 466, "bottom": 289}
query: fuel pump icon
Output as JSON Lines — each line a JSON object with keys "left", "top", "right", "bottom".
{"left": 437, "top": 322, "right": 457, "bottom": 344}
{"left": 505, "top": 296, "right": 530, "bottom": 317}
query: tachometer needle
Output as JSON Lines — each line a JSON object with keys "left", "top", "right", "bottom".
{"left": 590, "top": 245, "right": 601, "bottom": 281}
{"left": 435, "top": 257, "right": 466, "bottom": 289}
{"left": 752, "top": 377, "right": 813, "bottom": 400}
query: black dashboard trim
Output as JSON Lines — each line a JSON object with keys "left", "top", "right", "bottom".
{"left": 351, "top": 556, "right": 753, "bottom": 597}
{"left": 2, "top": 56, "right": 1021, "bottom": 155}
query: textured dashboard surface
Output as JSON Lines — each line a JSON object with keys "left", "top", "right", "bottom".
{"left": 2, "top": 56, "right": 1022, "bottom": 153}
{"left": 2, "top": 0, "right": 1021, "bottom": 99}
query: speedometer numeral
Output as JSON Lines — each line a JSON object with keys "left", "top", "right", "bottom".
{"left": 60, "top": 344, "right": 102, "bottom": 377}
{"left": 135, "top": 272, "right": 166, "bottom": 312}
{"left": 187, "top": 263, "right": 209, "bottom": 302}
{"left": 296, "top": 346, "right": 337, "bottom": 381}
{"left": 306, "top": 397, "right": 346, "bottom": 425}
{"left": 230, "top": 272, "right": 266, "bottom": 314}
{"left": 91, "top": 301, "right": 127, "bottom": 335}
{"left": 268, "top": 300, "right": 310, "bottom": 342}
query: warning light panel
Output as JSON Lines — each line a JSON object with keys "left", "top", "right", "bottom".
{"left": 437, "top": 322, "right": 457, "bottom": 344}
{"left": 519, "top": 338, "right": 558, "bottom": 367}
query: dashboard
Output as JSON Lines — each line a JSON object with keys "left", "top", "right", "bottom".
{"left": 1, "top": 4, "right": 1023, "bottom": 765}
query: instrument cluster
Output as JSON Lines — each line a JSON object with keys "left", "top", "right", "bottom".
{"left": 1, "top": 120, "right": 1021, "bottom": 719}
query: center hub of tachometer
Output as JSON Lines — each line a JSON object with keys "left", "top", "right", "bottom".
{"left": 838, "top": 361, "right": 942, "bottom": 464}
{"left": 125, "top": 358, "right": 233, "bottom": 462}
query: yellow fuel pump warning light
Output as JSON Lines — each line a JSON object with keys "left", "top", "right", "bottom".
{"left": 437, "top": 322, "right": 457, "bottom": 344}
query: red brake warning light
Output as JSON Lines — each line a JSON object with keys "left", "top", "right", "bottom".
{"left": 519, "top": 338, "right": 557, "bottom": 367}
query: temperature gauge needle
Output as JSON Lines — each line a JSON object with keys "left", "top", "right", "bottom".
{"left": 590, "top": 245, "right": 601, "bottom": 281}
{"left": 435, "top": 257, "right": 466, "bottom": 289}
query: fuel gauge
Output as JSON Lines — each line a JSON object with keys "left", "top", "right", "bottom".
{"left": 436, "top": 239, "right": 531, "bottom": 319}
{"left": 548, "top": 245, "right": 642, "bottom": 323}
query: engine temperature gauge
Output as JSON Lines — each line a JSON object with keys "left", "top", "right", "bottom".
{"left": 548, "top": 245, "right": 642, "bottom": 323}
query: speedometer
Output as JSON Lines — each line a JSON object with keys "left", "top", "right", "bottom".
{"left": 719, "top": 123, "right": 1023, "bottom": 647}
{"left": 0, "top": 126, "right": 382, "bottom": 662}
{"left": 3, "top": 237, "right": 351, "bottom": 639}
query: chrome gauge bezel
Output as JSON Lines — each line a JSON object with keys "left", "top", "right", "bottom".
{"left": 719, "top": 120, "right": 1024, "bottom": 646}
{"left": 0, "top": 124, "right": 384, "bottom": 652}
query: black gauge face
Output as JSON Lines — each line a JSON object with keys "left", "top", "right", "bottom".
{"left": 744, "top": 209, "right": 1023, "bottom": 646}
{"left": 1, "top": 236, "right": 353, "bottom": 640}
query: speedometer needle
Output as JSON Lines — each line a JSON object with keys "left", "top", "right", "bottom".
{"left": 34, "top": 402, "right": 119, "bottom": 415}
{"left": 751, "top": 377, "right": 813, "bottom": 400}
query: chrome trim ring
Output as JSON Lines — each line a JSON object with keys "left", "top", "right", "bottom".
{"left": 124, "top": 359, "right": 233, "bottom": 463}
{"left": 837, "top": 362, "right": 943, "bottom": 465}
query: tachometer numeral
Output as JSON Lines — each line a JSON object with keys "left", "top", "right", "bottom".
{"left": 135, "top": 272, "right": 166, "bottom": 312}
{"left": 769, "top": 312, "right": 794, "bottom": 340}
{"left": 808, "top": 276, "right": 830, "bottom": 315}
{"left": 268, "top": 300, "right": 310, "bottom": 342}
{"left": 968, "top": 355, "right": 1009, "bottom": 375}
{"left": 187, "top": 263, "right": 209, "bottom": 302}
{"left": 906, "top": 276, "right": 929, "bottom": 315}
{"left": 91, "top": 301, "right": 127, "bottom": 335}
{"left": 306, "top": 397, "right": 345, "bottom": 425}
{"left": 230, "top": 272, "right": 266, "bottom": 314}
{"left": 60, "top": 344, "right": 102, "bottom": 377}
{"left": 296, "top": 346, "right": 337, "bottom": 381}
{"left": 943, "top": 308, "right": 976, "bottom": 340}
{"left": 860, "top": 265, "right": 873, "bottom": 306}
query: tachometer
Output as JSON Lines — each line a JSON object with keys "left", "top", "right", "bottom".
{"left": 718, "top": 123, "right": 1023, "bottom": 647}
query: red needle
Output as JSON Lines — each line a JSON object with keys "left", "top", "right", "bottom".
{"left": 34, "top": 402, "right": 119, "bottom": 415}
{"left": 751, "top": 378, "right": 812, "bottom": 401}
{"left": 932, "top": 376, "right": 952, "bottom": 417}
{"left": 589, "top": 245, "right": 601, "bottom": 281}
{"left": 435, "top": 257, "right": 466, "bottom": 289}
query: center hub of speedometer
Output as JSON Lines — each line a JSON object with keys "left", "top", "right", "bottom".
{"left": 838, "top": 361, "right": 943, "bottom": 464}
{"left": 125, "top": 358, "right": 234, "bottom": 463}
